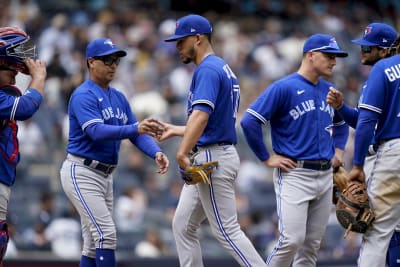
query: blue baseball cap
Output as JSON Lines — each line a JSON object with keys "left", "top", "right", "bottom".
{"left": 303, "top": 33, "right": 348, "bottom": 57}
{"left": 85, "top": 38, "right": 127, "bottom": 59}
{"left": 351, "top": 22, "right": 398, "bottom": 47}
{"left": 164, "top": 14, "right": 212, "bottom": 42}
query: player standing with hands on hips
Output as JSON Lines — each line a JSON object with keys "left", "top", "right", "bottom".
{"left": 326, "top": 22, "right": 400, "bottom": 266}
{"left": 241, "top": 34, "right": 349, "bottom": 267}
{"left": 345, "top": 32, "right": 400, "bottom": 267}
{"left": 159, "top": 14, "right": 265, "bottom": 267}
{"left": 59, "top": 38, "right": 169, "bottom": 267}
{"left": 0, "top": 27, "right": 47, "bottom": 266}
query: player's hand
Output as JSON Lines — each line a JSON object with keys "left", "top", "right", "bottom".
{"left": 155, "top": 151, "right": 169, "bottom": 174}
{"left": 347, "top": 166, "right": 365, "bottom": 183}
{"left": 326, "top": 86, "right": 344, "bottom": 109}
{"left": 25, "top": 58, "right": 46, "bottom": 95}
{"left": 263, "top": 155, "right": 297, "bottom": 172}
{"left": 156, "top": 122, "right": 185, "bottom": 142}
{"left": 176, "top": 152, "right": 190, "bottom": 170}
{"left": 26, "top": 58, "right": 47, "bottom": 81}
{"left": 331, "top": 154, "right": 343, "bottom": 169}
{"left": 138, "top": 118, "right": 165, "bottom": 137}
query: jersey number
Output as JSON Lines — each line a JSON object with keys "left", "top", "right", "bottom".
{"left": 223, "top": 64, "right": 240, "bottom": 119}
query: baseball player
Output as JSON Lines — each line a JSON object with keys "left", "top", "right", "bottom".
{"left": 0, "top": 27, "right": 47, "bottom": 266}
{"left": 159, "top": 14, "right": 266, "bottom": 266}
{"left": 346, "top": 32, "right": 400, "bottom": 267}
{"left": 59, "top": 38, "right": 169, "bottom": 267}
{"left": 240, "top": 33, "right": 349, "bottom": 267}
{"left": 326, "top": 22, "right": 400, "bottom": 266}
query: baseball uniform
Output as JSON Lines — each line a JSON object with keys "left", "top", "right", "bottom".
{"left": 241, "top": 34, "right": 349, "bottom": 267}
{"left": 164, "top": 14, "right": 266, "bottom": 267}
{"left": 352, "top": 54, "right": 400, "bottom": 267}
{"left": 60, "top": 38, "right": 165, "bottom": 267}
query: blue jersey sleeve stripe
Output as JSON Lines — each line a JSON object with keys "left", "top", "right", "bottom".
{"left": 82, "top": 119, "right": 103, "bottom": 131}
{"left": 192, "top": 100, "right": 215, "bottom": 110}
{"left": 10, "top": 97, "right": 19, "bottom": 120}
{"left": 246, "top": 109, "right": 267, "bottom": 124}
{"left": 359, "top": 104, "right": 381, "bottom": 114}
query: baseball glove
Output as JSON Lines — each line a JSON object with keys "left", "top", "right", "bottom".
{"left": 332, "top": 166, "right": 348, "bottom": 204}
{"left": 180, "top": 161, "right": 218, "bottom": 185}
{"left": 336, "top": 181, "right": 375, "bottom": 238}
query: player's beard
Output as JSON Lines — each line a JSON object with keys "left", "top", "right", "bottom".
{"left": 361, "top": 52, "right": 382, "bottom": 66}
{"left": 182, "top": 46, "right": 195, "bottom": 64}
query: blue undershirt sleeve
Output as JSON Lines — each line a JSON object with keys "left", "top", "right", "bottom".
{"left": 337, "top": 104, "right": 358, "bottom": 128}
{"left": 240, "top": 112, "right": 270, "bottom": 161}
{"left": 332, "top": 122, "right": 349, "bottom": 150}
{"left": 130, "top": 134, "right": 162, "bottom": 159}
{"left": 353, "top": 109, "right": 379, "bottom": 166}
{"left": 85, "top": 123, "right": 138, "bottom": 141}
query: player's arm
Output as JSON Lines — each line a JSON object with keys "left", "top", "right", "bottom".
{"left": 352, "top": 109, "right": 379, "bottom": 167}
{"left": 176, "top": 109, "right": 208, "bottom": 168}
{"left": 25, "top": 58, "right": 46, "bottom": 96}
{"left": 157, "top": 122, "right": 185, "bottom": 141}
{"left": 240, "top": 112, "right": 270, "bottom": 161}
{"left": 327, "top": 87, "right": 358, "bottom": 128}
{"left": 332, "top": 112, "right": 349, "bottom": 167}
{"left": 348, "top": 108, "right": 379, "bottom": 183}
{"left": 337, "top": 104, "right": 359, "bottom": 128}
{"left": 4, "top": 59, "right": 47, "bottom": 120}
{"left": 240, "top": 112, "right": 296, "bottom": 172}
{"left": 85, "top": 117, "right": 164, "bottom": 141}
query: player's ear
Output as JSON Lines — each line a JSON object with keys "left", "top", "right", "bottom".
{"left": 87, "top": 58, "right": 95, "bottom": 68}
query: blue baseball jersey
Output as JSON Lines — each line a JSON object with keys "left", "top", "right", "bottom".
{"left": 188, "top": 55, "right": 239, "bottom": 146}
{"left": 67, "top": 80, "right": 139, "bottom": 164}
{"left": 359, "top": 54, "right": 400, "bottom": 141}
{"left": 246, "top": 73, "right": 347, "bottom": 160}
{"left": 0, "top": 87, "right": 43, "bottom": 186}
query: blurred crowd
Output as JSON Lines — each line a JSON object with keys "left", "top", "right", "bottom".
{"left": 1, "top": 0, "right": 399, "bottom": 262}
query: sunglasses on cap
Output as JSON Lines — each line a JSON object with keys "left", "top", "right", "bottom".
{"left": 92, "top": 56, "right": 121, "bottom": 66}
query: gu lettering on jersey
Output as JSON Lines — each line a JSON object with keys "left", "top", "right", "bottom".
{"left": 289, "top": 99, "right": 334, "bottom": 120}
{"left": 101, "top": 107, "right": 128, "bottom": 124}
{"left": 384, "top": 63, "right": 400, "bottom": 82}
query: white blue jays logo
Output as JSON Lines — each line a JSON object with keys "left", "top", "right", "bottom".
{"left": 325, "top": 124, "right": 333, "bottom": 137}
{"left": 328, "top": 38, "right": 340, "bottom": 49}
{"left": 104, "top": 39, "right": 116, "bottom": 48}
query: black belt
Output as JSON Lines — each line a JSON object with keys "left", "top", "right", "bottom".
{"left": 192, "top": 142, "right": 233, "bottom": 153}
{"left": 83, "top": 158, "right": 116, "bottom": 175}
{"left": 297, "top": 159, "right": 332, "bottom": 171}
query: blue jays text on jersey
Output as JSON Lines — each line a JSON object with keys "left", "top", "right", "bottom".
{"left": 67, "top": 80, "right": 140, "bottom": 164}
{"left": 289, "top": 99, "right": 335, "bottom": 120}
{"left": 101, "top": 106, "right": 128, "bottom": 123}
{"left": 246, "top": 73, "right": 348, "bottom": 160}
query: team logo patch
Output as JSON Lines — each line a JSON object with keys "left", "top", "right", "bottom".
{"left": 364, "top": 27, "right": 372, "bottom": 36}
{"left": 328, "top": 38, "right": 340, "bottom": 49}
{"left": 104, "top": 39, "right": 115, "bottom": 48}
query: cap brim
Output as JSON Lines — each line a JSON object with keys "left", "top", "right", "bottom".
{"left": 97, "top": 49, "right": 127, "bottom": 57}
{"left": 351, "top": 39, "right": 377, "bottom": 46}
{"left": 164, "top": 34, "right": 191, "bottom": 42}
{"left": 319, "top": 49, "right": 348, "bottom": 57}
